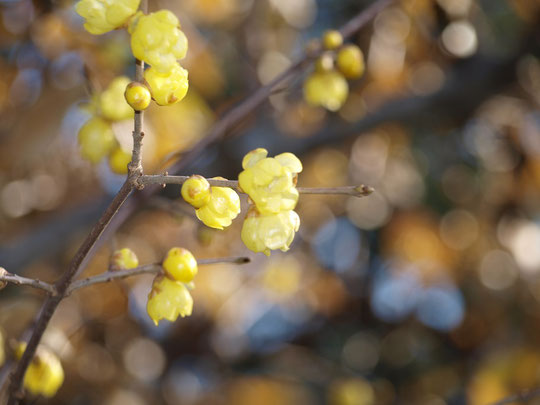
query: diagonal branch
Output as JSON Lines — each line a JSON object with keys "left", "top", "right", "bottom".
{"left": 66, "top": 256, "right": 250, "bottom": 294}
{"left": 139, "top": 175, "right": 374, "bottom": 197}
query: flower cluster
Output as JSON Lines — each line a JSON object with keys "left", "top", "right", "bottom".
{"left": 304, "top": 30, "right": 365, "bottom": 111}
{"left": 239, "top": 148, "right": 302, "bottom": 256}
{"left": 77, "top": 76, "right": 133, "bottom": 174}
{"left": 15, "top": 342, "right": 64, "bottom": 398}
{"left": 147, "top": 247, "right": 197, "bottom": 325}
{"left": 74, "top": 0, "right": 191, "bottom": 173}
{"left": 181, "top": 176, "right": 241, "bottom": 230}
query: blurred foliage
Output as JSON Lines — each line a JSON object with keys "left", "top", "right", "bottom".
{"left": 0, "top": 0, "right": 540, "bottom": 404}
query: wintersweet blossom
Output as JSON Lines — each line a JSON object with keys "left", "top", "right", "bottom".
{"left": 195, "top": 185, "right": 240, "bottom": 230}
{"left": 129, "top": 10, "right": 188, "bottom": 73}
{"left": 15, "top": 343, "right": 64, "bottom": 398}
{"left": 238, "top": 148, "right": 302, "bottom": 215}
{"left": 241, "top": 207, "right": 300, "bottom": 256}
{"left": 147, "top": 275, "right": 193, "bottom": 325}
{"left": 75, "top": 0, "right": 140, "bottom": 35}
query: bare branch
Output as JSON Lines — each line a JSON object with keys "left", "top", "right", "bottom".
{"left": 139, "top": 175, "right": 374, "bottom": 198}
{"left": 67, "top": 257, "right": 251, "bottom": 294}
{"left": 0, "top": 271, "right": 56, "bottom": 295}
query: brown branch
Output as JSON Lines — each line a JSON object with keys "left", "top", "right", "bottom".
{"left": 489, "top": 388, "right": 540, "bottom": 405}
{"left": 0, "top": 271, "right": 56, "bottom": 295}
{"left": 139, "top": 175, "right": 374, "bottom": 197}
{"left": 67, "top": 256, "right": 250, "bottom": 294}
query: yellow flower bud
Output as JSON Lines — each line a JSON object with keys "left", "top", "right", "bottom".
{"left": 181, "top": 175, "right": 211, "bottom": 208}
{"left": 130, "top": 10, "right": 188, "bottom": 73}
{"left": 99, "top": 76, "right": 134, "bottom": 121}
{"left": 162, "top": 247, "right": 198, "bottom": 282}
{"left": 78, "top": 117, "right": 116, "bottom": 163}
{"left": 322, "top": 29, "right": 343, "bottom": 50}
{"left": 195, "top": 186, "right": 241, "bottom": 230}
{"left": 144, "top": 63, "right": 189, "bottom": 106}
{"left": 238, "top": 148, "right": 302, "bottom": 215}
{"left": 124, "top": 82, "right": 151, "bottom": 111}
{"left": 147, "top": 275, "right": 193, "bottom": 325}
{"left": 303, "top": 70, "right": 349, "bottom": 111}
{"left": 241, "top": 207, "right": 300, "bottom": 256}
{"left": 111, "top": 248, "right": 139, "bottom": 270}
{"left": 15, "top": 342, "right": 64, "bottom": 398}
{"left": 75, "top": 0, "right": 140, "bottom": 35}
{"left": 336, "top": 45, "right": 365, "bottom": 79}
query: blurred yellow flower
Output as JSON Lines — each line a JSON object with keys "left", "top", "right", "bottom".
{"left": 78, "top": 117, "right": 116, "bottom": 163}
{"left": 162, "top": 247, "right": 198, "bottom": 282}
{"left": 99, "top": 76, "right": 134, "bottom": 121}
{"left": 196, "top": 185, "right": 240, "bottom": 230}
{"left": 238, "top": 148, "right": 302, "bottom": 215}
{"left": 144, "top": 63, "right": 189, "bottom": 106}
{"left": 328, "top": 378, "right": 375, "bottom": 405}
{"left": 111, "top": 248, "right": 139, "bottom": 270}
{"left": 181, "top": 175, "right": 211, "bottom": 208}
{"left": 304, "top": 70, "right": 349, "bottom": 111}
{"left": 108, "top": 146, "right": 132, "bottom": 174}
{"left": 130, "top": 10, "right": 188, "bottom": 73}
{"left": 241, "top": 207, "right": 300, "bottom": 256}
{"left": 15, "top": 342, "right": 64, "bottom": 398}
{"left": 147, "top": 275, "right": 193, "bottom": 325}
{"left": 75, "top": 0, "right": 140, "bottom": 35}
{"left": 336, "top": 45, "right": 365, "bottom": 79}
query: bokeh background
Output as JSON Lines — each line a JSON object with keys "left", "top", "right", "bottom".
{"left": 1, "top": 0, "right": 540, "bottom": 404}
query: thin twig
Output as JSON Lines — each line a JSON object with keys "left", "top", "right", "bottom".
{"left": 0, "top": 272, "right": 56, "bottom": 295}
{"left": 139, "top": 175, "right": 374, "bottom": 197}
{"left": 128, "top": 0, "right": 148, "bottom": 186}
{"left": 67, "top": 257, "right": 250, "bottom": 294}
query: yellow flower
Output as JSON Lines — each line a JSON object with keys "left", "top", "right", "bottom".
{"left": 162, "top": 247, "right": 198, "bottom": 282}
{"left": 336, "top": 45, "right": 365, "bottom": 79}
{"left": 124, "top": 81, "right": 151, "bottom": 111}
{"left": 99, "top": 76, "right": 134, "bottom": 121}
{"left": 15, "top": 342, "right": 64, "bottom": 398}
{"left": 108, "top": 146, "right": 132, "bottom": 174}
{"left": 78, "top": 117, "right": 116, "bottom": 163}
{"left": 181, "top": 175, "right": 211, "bottom": 208}
{"left": 111, "top": 248, "right": 139, "bottom": 270}
{"left": 130, "top": 10, "right": 188, "bottom": 73}
{"left": 303, "top": 70, "right": 348, "bottom": 111}
{"left": 238, "top": 148, "right": 302, "bottom": 215}
{"left": 147, "top": 275, "right": 193, "bottom": 325}
{"left": 195, "top": 185, "right": 240, "bottom": 230}
{"left": 75, "top": 0, "right": 140, "bottom": 35}
{"left": 144, "top": 63, "right": 189, "bottom": 106}
{"left": 241, "top": 207, "right": 300, "bottom": 256}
